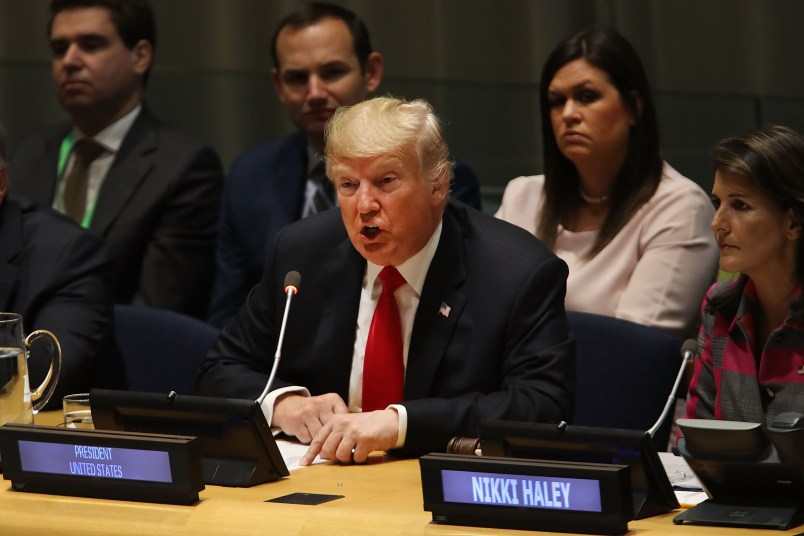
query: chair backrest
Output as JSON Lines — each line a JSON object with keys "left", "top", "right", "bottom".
{"left": 567, "top": 311, "right": 683, "bottom": 450}
{"left": 113, "top": 305, "right": 220, "bottom": 395}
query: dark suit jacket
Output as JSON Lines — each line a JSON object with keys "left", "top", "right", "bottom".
{"left": 0, "top": 197, "right": 122, "bottom": 407}
{"left": 198, "top": 200, "right": 575, "bottom": 456}
{"left": 8, "top": 106, "right": 223, "bottom": 318}
{"left": 208, "top": 131, "right": 483, "bottom": 327}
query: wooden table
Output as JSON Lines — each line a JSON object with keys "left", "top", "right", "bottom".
{"left": 0, "top": 411, "right": 800, "bottom": 535}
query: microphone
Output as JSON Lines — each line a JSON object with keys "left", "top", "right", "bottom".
{"left": 447, "top": 436, "right": 482, "bottom": 456}
{"left": 447, "top": 420, "right": 568, "bottom": 456}
{"left": 647, "top": 338, "right": 697, "bottom": 438}
{"left": 257, "top": 271, "right": 301, "bottom": 405}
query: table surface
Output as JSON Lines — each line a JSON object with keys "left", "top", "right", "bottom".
{"left": 0, "top": 411, "right": 801, "bottom": 536}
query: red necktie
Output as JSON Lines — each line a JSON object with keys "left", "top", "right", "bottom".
{"left": 362, "top": 266, "right": 406, "bottom": 412}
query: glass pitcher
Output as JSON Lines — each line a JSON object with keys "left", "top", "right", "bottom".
{"left": 0, "top": 312, "right": 62, "bottom": 425}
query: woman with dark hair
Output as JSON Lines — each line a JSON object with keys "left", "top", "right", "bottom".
{"left": 686, "top": 125, "right": 804, "bottom": 424}
{"left": 496, "top": 26, "right": 718, "bottom": 337}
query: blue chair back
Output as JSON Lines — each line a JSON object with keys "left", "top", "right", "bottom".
{"left": 567, "top": 311, "right": 683, "bottom": 450}
{"left": 113, "top": 305, "right": 220, "bottom": 394}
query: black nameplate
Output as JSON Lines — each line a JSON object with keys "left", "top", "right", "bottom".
{"left": 420, "top": 453, "right": 632, "bottom": 535}
{"left": 0, "top": 423, "right": 204, "bottom": 505}
{"left": 90, "top": 389, "right": 289, "bottom": 487}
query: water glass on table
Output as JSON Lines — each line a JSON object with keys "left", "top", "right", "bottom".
{"left": 63, "top": 393, "right": 93, "bottom": 429}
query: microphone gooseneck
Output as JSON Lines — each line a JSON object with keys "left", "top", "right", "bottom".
{"left": 257, "top": 271, "right": 302, "bottom": 405}
{"left": 647, "top": 338, "right": 697, "bottom": 438}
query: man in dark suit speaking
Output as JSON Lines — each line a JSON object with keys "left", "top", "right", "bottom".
{"left": 197, "top": 97, "right": 574, "bottom": 463}
{"left": 8, "top": 0, "right": 222, "bottom": 319}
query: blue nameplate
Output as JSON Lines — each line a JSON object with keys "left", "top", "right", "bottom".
{"left": 0, "top": 423, "right": 204, "bottom": 505}
{"left": 420, "top": 453, "right": 632, "bottom": 535}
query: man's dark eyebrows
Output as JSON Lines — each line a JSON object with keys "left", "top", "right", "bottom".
{"left": 50, "top": 32, "right": 108, "bottom": 45}
{"left": 78, "top": 33, "right": 110, "bottom": 43}
{"left": 281, "top": 67, "right": 308, "bottom": 80}
{"left": 319, "top": 60, "right": 350, "bottom": 70}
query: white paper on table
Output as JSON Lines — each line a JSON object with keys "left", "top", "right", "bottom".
{"left": 658, "top": 451, "right": 702, "bottom": 489}
{"left": 657, "top": 451, "right": 709, "bottom": 507}
{"left": 674, "top": 490, "right": 709, "bottom": 508}
{"left": 276, "top": 438, "right": 328, "bottom": 470}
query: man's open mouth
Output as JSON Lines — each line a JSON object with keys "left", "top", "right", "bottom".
{"left": 362, "top": 226, "right": 380, "bottom": 239}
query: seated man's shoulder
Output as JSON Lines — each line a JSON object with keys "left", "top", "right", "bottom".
{"left": 449, "top": 156, "right": 482, "bottom": 210}
{"left": 12, "top": 198, "right": 110, "bottom": 276}
{"left": 18, "top": 120, "right": 70, "bottom": 142}
{"left": 229, "top": 132, "right": 307, "bottom": 175}
{"left": 129, "top": 116, "right": 223, "bottom": 211}
{"left": 17, "top": 197, "right": 102, "bottom": 245}
{"left": 9, "top": 121, "right": 72, "bottom": 167}
{"left": 450, "top": 200, "right": 558, "bottom": 263}
{"left": 144, "top": 115, "right": 221, "bottom": 163}
{"left": 278, "top": 207, "right": 345, "bottom": 243}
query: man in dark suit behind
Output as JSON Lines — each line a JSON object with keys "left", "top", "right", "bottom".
{"left": 8, "top": 0, "right": 223, "bottom": 319}
{"left": 0, "top": 125, "right": 122, "bottom": 406}
{"left": 208, "top": 2, "right": 482, "bottom": 327}
{"left": 197, "top": 97, "right": 574, "bottom": 463}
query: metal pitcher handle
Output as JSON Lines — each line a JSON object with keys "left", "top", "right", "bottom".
{"left": 25, "top": 329, "right": 62, "bottom": 414}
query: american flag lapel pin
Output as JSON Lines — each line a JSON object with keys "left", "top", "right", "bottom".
{"left": 438, "top": 302, "right": 451, "bottom": 318}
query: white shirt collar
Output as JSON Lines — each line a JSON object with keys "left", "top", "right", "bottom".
{"left": 73, "top": 104, "right": 142, "bottom": 153}
{"left": 364, "top": 220, "right": 443, "bottom": 295}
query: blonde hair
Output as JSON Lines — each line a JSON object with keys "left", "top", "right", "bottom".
{"left": 324, "top": 96, "right": 454, "bottom": 187}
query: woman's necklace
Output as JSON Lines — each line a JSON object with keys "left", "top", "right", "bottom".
{"left": 579, "top": 189, "right": 609, "bottom": 204}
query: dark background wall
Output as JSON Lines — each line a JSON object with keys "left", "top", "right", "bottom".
{"left": 2, "top": 0, "right": 803, "bottom": 212}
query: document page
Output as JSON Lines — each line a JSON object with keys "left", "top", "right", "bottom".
{"left": 658, "top": 451, "right": 709, "bottom": 507}
{"left": 277, "top": 439, "right": 326, "bottom": 470}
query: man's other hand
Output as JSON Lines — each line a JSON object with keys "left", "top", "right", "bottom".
{"left": 300, "top": 409, "right": 399, "bottom": 465}
{"left": 272, "top": 392, "right": 349, "bottom": 443}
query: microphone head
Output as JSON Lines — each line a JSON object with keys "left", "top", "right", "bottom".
{"left": 284, "top": 271, "right": 301, "bottom": 294}
{"left": 681, "top": 338, "right": 698, "bottom": 356}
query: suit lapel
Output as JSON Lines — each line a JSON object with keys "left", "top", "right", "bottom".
{"left": 405, "top": 207, "right": 467, "bottom": 399}
{"left": 25, "top": 127, "right": 67, "bottom": 204}
{"left": 89, "top": 108, "right": 157, "bottom": 236}
{"left": 312, "top": 235, "right": 365, "bottom": 398}
{"left": 274, "top": 132, "right": 309, "bottom": 224}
